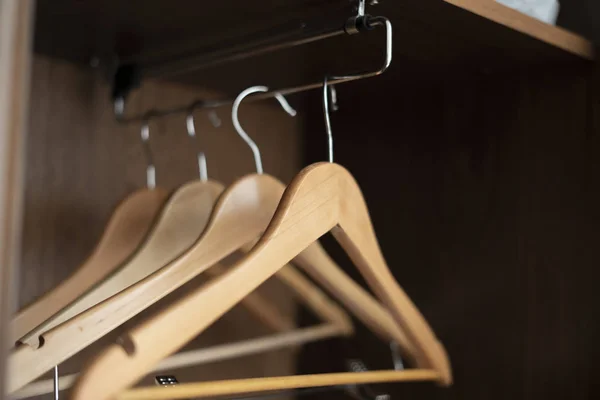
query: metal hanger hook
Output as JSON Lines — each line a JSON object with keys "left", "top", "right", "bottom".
{"left": 53, "top": 365, "right": 59, "bottom": 400}
{"left": 323, "top": 15, "right": 392, "bottom": 164}
{"left": 140, "top": 120, "right": 156, "bottom": 189}
{"left": 186, "top": 110, "right": 208, "bottom": 182}
{"left": 232, "top": 86, "right": 297, "bottom": 174}
{"left": 322, "top": 76, "right": 338, "bottom": 163}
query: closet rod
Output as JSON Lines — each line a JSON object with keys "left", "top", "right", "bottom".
{"left": 144, "top": 23, "right": 346, "bottom": 80}
{"left": 115, "top": 15, "right": 390, "bottom": 124}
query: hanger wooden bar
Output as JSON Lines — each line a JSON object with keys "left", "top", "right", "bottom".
{"left": 13, "top": 324, "right": 343, "bottom": 400}
{"left": 117, "top": 370, "right": 440, "bottom": 400}
{"left": 70, "top": 163, "right": 451, "bottom": 399}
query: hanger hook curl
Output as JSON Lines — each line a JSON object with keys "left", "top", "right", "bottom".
{"left": 232, "top": 86, "right": 297, "bottom": 174}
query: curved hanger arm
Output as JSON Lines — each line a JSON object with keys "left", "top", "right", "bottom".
{"left": 19, "top": 181, "right": 225, "bottom": 347}
{"left": 70, "top": 163, "right": 451, "bottom": 399}
{"left": 6, "top": 174, "right": 286, "bottom": 393}
{"left": 10, "top": 189, "right": 168, "bottom": 346}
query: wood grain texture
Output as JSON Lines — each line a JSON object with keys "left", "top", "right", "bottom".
{"left": 18, "top": 55, "right": 303, "bottom": 399}
{"left": 13, "top": 188, "right": 169, "bottom": 347}
{"left": 69, "top": 163, "right": 451, "bottom": 400}
{"left": 0, "top": 1, "right": 34, "bottom": 398}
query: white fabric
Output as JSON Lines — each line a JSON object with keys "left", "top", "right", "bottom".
{"left": 496, "top": 0, "right": 560, "bottom": 24}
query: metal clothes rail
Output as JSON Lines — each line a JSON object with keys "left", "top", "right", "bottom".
{"left": 113, "top": 1, "right": 392, "bottom": 124}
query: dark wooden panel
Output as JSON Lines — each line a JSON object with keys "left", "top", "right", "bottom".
{"left": 298, "top": 60, "right": 600, "bottom": 399}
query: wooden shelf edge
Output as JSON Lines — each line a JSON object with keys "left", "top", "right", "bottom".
{"left": 444, "top": 0, "right": 595, "bottom": 60}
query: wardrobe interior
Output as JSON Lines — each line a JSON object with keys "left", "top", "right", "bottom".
{"left": 8, "top": 0, "right": 600, "bottom": 399}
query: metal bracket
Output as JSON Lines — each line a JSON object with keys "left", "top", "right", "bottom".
{"left": 345, "top": 0, "right": 375, "bottom": 35}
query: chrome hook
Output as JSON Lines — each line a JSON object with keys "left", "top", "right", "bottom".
{"left": 186, "top": 110, "right": 208, "bottom": 182}
{"left": 208, "top": 110, "right": 222, "bottom": 128}
{"left": 53, "top": 365, "right": 59, "bottom": 400}
{"left": 232, "top": 86, "right": 297, "bottom": 174}
{"left": 140, "top": 120, "right": 156, "bottom": 189}
{"left": 322, "top": 76, "right": 339, "bottom": 163}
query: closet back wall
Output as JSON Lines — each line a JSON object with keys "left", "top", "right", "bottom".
{"left": 19, "top": 55, "right": 304, "bottom": 394}
{"left": 299, "top": 63, "right": 600, "bottom": 399}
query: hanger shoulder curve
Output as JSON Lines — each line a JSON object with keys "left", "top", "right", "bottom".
{"left": 10, "top": 188, "right": 169, "bottom": 346}
{"left": 6, "top": 174, "right": 284, "bottom": 394}
{"left": 19, "top": 180, "right": 225, "bottom": 347}
{"left": 70, "top": 163, "right": 451, "bottom": 400}
{"left": 117, "top": 370, "right": 439, "bottom": 400}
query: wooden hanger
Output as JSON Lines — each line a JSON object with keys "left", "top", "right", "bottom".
{"left": 70, "top": 162, "right": 452, "bottom": 400}
{"left": 10, "top": 188, "right": 169, "bottom": 345}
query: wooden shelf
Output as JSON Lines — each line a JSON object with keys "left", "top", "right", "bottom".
{"left": 445, "top": 0, "right": 594, "bottom": 60}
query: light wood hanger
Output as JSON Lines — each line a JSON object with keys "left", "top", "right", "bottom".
{"left": 10, "top": 188, "right": 169, "bottom": 345}
{"left": 71, "top": 162, "right": 451, "bottom": 400}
